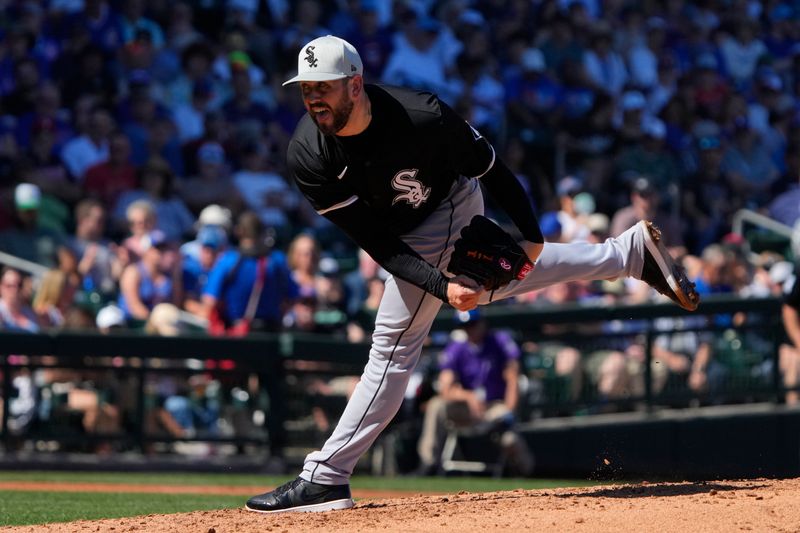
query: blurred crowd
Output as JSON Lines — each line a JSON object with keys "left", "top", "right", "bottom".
{"left": 2, "top": 0, "right": 800, "bottom": 459}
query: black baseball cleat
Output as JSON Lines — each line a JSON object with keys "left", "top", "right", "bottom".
{"left": 245, "top": 477, "right": 354, "bottom": 514}
{"left": 639, "top": 221, "right": 700, "bottom": 311}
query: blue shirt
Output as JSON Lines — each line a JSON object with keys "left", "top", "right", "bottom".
{"left": 439, "top": 331, "right": 520, "bottom": 402}
{"left": 203, "top": 250, "right": 298, "bottom": 323}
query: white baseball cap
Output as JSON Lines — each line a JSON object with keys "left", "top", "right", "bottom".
{"left": 283, "top": 35, "right": 363, "bottom": 86}
{"left": 15, "top": 183, "right": 41, "bottom": 210}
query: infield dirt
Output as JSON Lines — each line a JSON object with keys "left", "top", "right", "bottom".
{"left": 7, "top": 477, "right": 800, "bottom": 532}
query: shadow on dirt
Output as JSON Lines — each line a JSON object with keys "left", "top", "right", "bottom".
{"left": 558, "top": 481, "right": 768, "bottom": 499}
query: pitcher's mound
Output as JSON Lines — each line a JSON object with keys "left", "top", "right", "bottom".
{"left": 10, "top": 478, "right": 800, "bottom": 532}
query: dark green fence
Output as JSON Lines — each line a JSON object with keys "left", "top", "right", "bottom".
{"left": 0, "top": 296, "right": 786, "bottom": 460}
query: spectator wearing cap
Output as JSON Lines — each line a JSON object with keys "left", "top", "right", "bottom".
{"left": 180, "top": 204, "right": 233, "bottom": 263}
{"left": 60, "top": 106, "right": 113, "bottom": 183}
{"left": 615, "top": 118, "right": 680, "bottom": 194}
{"left": 201, "top": 211, "right": 298, "bottom": 334}
{"left": 83, "top": 131, "right": 138, "bottom": 208}
{"left": 113, "top": 157, "right": 195, "bottom": 242}
{"left": 0, "top": 183, "right": 63, "bottom": 268}
{"left": 539, "top": 211, "right": 563, "bottom": 243}
{"left": 555, "top": 176, "right": 591, "bottom": 243}
{"left": 583, "top": 23, "right": 627, "bottom": 96}
{"left": 95, "top": 304, "right": 127, "bottom": 333}
{"left": 118, "top": 229, "right": 181, "bottom": 322}
{"left": 181, "top": 225, "right": 227, "bottom": 317}
{"left": 610, "top": 176, "right": 684, "bottom": 250}
{"left": 721, "top": 116, "right": 779, "bottom": 208}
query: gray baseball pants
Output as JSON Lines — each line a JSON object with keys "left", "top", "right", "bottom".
{"left": 300, "top": 176, "right": 646, "bottom": 484}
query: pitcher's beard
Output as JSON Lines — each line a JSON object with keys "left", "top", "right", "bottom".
{"left": 311, "top": 98, "right": 354, "bottom": 136}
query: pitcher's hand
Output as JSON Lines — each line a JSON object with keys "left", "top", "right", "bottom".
{"left": 447, "top": 275, "right": 482, "bottom": 311}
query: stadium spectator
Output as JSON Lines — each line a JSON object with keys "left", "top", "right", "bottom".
{"left": 68, "top": 198, "right": 121, "bottom": 298}
{"left": 0, "top": 267, "right": 40, "bottom": 332}
{"left": 721, "top": 117, "right": 779, "bottom": 208}
{"left": 19, "top": 114, "right": 81, "bottom": 206}
{"left": 179, "top": 141, "right": 241, "bottom": 216}
{"left": 417, "top": 310, "right": 533, "bottom": 476}
{"left": 181, "top": 225, "right": 226, "bottom": 317}
{"left": 555, "top": 176, "right": 591, "bottom": 243}
{"left": 180, "top": 204, "right": 233, "bottom": 262}
{"left": 609, "top": 177, "right": 683, "bottom": 250}
{"left": 0, "top": 183, "right": 63, "bottom": 267}
{"left": 780, "top": 267, "right": 800, "bottom": 406}
{"left": 118, "top": 229, "right": 181, "bottom": 322}
{"left": 201, "top": 211, "right": 297, "bottom": 334}
{"left": 60, "top": 105, "right": 113, "bottom": 182}
{"left": 113, "top": 157, "right": 195, "bottom": 242}
{"left": 231, "top": 141, "right": 299, "bottom": 235}
{"left": 582, "top": 23, "right": 627, "bottom": 95}
{"left": 287, "top": 233, "right": 321, "bottom": 300}
{"left": 681, "top": 131, "right": 736, "bottom": 254}
{"left": 83, "top": 131, "right": 138, "bottom": 208}
{"left": 32, "top": 269, "right": 78, "bottom": 329}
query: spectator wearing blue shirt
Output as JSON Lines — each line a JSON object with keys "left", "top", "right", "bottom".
{"left": 202, "top": 212, "right": 297, "bottom": 334}
{"left": 416, "top": 310, "right": 533, "bottom": 476}
{"left": 182, "top": 225, "right": 226, "bottom": 317}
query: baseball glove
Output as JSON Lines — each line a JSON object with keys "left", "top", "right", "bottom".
{"left": 448, "top": 215, "right": 535, "bottom": 291}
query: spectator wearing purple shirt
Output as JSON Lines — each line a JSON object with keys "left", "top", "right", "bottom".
{"left": 416, "top": 310, "right": 533, "bottom": 476}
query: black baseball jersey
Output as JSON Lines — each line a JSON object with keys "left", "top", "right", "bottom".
{"left": 288, "top": 84, "right": 495, "bottom": 236}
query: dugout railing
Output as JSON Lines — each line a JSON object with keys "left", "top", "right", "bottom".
{"left": 0, "top": 295, "right": 786, "bottom": 460}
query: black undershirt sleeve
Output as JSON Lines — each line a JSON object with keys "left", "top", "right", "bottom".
{"left": 324, "top": 201, "right": 451, "bottom": 302}
{"left": 480, "top": 158, "right": 544, "bottom": 244}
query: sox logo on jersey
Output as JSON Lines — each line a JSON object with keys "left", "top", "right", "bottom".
{"left": 391, "top": 169, "right": 430, "bottom": 209}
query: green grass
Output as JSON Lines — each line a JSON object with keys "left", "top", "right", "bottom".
{"left": 0, "top": 471, "right": 600, "bottom": 527}
{"left": 0, "top": 491, "right": 244, "bottom": 527}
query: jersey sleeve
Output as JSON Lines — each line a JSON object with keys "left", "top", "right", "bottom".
{"left": 438, "top": 100, "right": 496, "bottom": 179}
{"left": 288, "top": 138, "right": 358, "bottom": 215}
{"left": 784, "top": 269, "right": 800, "bottom": 310}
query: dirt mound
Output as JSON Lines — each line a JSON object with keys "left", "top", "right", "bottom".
{"left": 9, "top": 478, "right": 800, "bottom": 532}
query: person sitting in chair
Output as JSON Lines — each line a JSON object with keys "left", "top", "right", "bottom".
{"left": 416, "top": 309, "right": 534, "bottom": 476}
